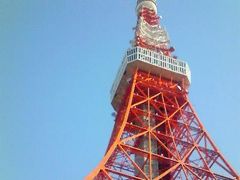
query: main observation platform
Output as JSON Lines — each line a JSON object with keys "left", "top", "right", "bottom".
{"left": 111, "top": 46, "right": 191, "bottom": 111}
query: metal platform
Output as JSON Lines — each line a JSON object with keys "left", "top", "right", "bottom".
{"left": 111, "top": 46, "right": 191, "bottom": 111}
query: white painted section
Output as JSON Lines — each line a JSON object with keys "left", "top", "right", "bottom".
{"left": 136, "top": 0, "right": 157, "bottom": 14}
{"left": 110, "top": 46, "right": 191, "bottom": 103}
{"left": 137, "top": 18, "right": 169, "bottom": 46}
{"left": 110, "top": 55, "right": 128, "bottom": 102}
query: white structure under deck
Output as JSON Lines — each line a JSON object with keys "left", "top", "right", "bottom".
{"left": 111, "top": 46, "right": 191, "bottom": 110}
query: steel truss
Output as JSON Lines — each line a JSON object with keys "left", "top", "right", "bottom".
{"left": 135, "top": 7, "right": 174, "bottom": 56}
{"left": 86, "top": 70, "right": 239, "bottom": 180}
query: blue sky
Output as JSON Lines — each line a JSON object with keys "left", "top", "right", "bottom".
{"left": 0, "top": 0, "right": 239, "bottom": 179}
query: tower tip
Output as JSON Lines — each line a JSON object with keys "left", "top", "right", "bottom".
{"left": 136, "top": 0, "right": 157, "bottom": 14}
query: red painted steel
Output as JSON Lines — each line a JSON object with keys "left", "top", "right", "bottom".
{"left": 135, "top": 7, "right": 174, "bottom": 56}
{"left": 86, "top": 70, "right": 239, "bottom": 179}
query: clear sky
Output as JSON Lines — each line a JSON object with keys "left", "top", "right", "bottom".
{"left": 0, "top": 0, "right": 239, "bottom": 179}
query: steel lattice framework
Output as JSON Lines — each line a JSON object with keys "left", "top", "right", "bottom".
{"left": 85, "top": 0, "right": 239, "bottom": 179}
{"left": 86, "top": 70, "right": 239, "bottom": 179}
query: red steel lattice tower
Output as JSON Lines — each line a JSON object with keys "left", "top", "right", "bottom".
{"left": 86, "top": 0, "right": 239, "bottom": 179}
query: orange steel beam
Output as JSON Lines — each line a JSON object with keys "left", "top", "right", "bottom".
{"left": 86, "top": 70, "right": 239, "bottom": 180}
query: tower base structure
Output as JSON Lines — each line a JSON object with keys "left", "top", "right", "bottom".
{"left": 86, "top": 70, "right": 239, "bottom": 180}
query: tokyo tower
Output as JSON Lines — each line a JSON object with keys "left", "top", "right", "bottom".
{"left": 86, "top": 0, "right": 239, "bottom": 179}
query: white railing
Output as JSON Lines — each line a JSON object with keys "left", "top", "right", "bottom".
{"left": 111, "top": 46, "right": 191, "bottom": 101}
{"left": 127, "top": 46, "right": 189, "bottom": 75}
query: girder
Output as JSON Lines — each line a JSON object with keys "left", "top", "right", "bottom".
{"left": 86, "top": 70, "right": 239, "bottom": 180}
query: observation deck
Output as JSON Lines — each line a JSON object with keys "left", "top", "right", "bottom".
{"left": 111, "top": 46, "right": 191, "bottom": 111}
